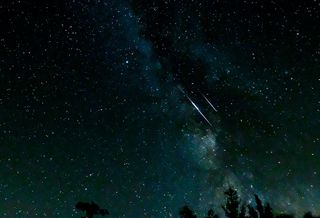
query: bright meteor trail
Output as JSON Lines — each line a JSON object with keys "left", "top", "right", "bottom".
{"left": 187, "top": 96, "right": 213, "bottom": 127}
{"left": 201, "top": 93, "right": 218, "bottom": 112}
{"left": 178, "top": 87, "right": 213, "bottom": 127}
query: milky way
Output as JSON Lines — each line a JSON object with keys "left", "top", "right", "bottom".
{"left": 0, "top": 1, "right": 320, "bottom": 217}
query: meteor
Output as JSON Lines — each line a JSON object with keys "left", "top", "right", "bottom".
{"left": 187, "top": 96, "right": 213, "bottom": 126}
{"left": 201, "top": 93, "right": 218, "bottom": 112}
{"left": 178, "top": 87, "right": 213, "bottom": 127}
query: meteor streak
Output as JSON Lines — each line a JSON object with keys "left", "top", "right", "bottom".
{"left": 178, "top": 87, "right": 213, "bottom": 127}
{"left": 187, "top": 96, "right": 213, "bottom": 126}
{"left": 201, "top": 93, "right": 218, "bottom": 112}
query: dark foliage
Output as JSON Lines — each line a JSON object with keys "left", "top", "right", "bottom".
{"left": 222, "top": 187, "right": 240, "bottom": 218}
{"left": 180, "top": 205, "right": 197, "bottom": 218}
{"left": 254, "top": 195, "right": 264, "bottom": 218}
{"left": 248, "top": 205, "right": 258, "bottom": 218}
{"left": 206, "top": 209, "right": 219, "bottom": 218}
{"left": 275, "top": 214, "right": 294, "bottom": 218}
{"left": 251, "top": 194, "right": 274, "bottom": 218}
{"left": 264, "top": 203, "right": 273, "bottom": 218}
{"left": 75, "top": 201, "right": 109, "bottom": 218}
{"left": 76, "top": 188, "right": 319, "bottom": 218}
{"left": 303, "top": 212, "right": 320, "bottom": 218}
{"left": 239, "top": 205, "right": 246, "bottom": 218}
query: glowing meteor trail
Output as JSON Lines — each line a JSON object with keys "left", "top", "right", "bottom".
{"left": 201, "top": 93, "right": 218, "bottom": 112}
{"left": 187, "top": 96, "right": 213, "bottom": 126}
{"left": 178, "top": 87, "right": 213, "bottom": 127}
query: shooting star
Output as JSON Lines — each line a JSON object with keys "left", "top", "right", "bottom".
{"left": 178, "top": 87, "right": 213, "bottom": 127}
{"left": 201, "top": 93, "right": 218, "bottom": 112}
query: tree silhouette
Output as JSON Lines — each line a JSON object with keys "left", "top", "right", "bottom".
{"left": 206, "top": 209, "right": 219, "bottom": 218}
{"left": 249, "top": 194, "right": 274, "bottom": 218}
{"left": 248, "top": 205, "right": 258, "bottom": 218}
{"left": 264, "top": 203, "right": 273, "bottom": 218}
{"left": 239, "top": 205, "right": 247, "bottom": 218}
{"left": 73, "top": 186, "right": 320, "bottom": 218}
{"left": 179, "top": 205, "right": 197, "bottom": 218}
{"left": 275, "top": 214, "right": 294, "bottom": 218}
{"left": 222, "top": 187, "right": 240, "bottom": 218}
{"left": 303, "top": 212, "right": 320, "bottom": 218}
{"left": 254, "top": 195, "right": 264, "bottom": 218}
{"left": 304, "top": 212, "right": 314, "bottom": 218}
{"left": 75, "top": 201, "right": 109, "bottom": 218}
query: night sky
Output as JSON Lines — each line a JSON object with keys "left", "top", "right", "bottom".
{"left": 0, "top": 0, "right": 320, "bottom": 217}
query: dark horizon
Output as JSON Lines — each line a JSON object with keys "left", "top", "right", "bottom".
{"left": 75, "top": 187, "right": 320, "bottom": 218}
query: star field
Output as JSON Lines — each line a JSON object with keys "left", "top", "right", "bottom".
{"left": 0, "top": 0, "right": 320, "bottom": 217}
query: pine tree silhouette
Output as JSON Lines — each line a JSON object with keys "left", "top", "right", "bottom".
{"left": 254, "top": 195, "right": 264, "bottom": 218}
{"left": 275, "top": 214, "right": 294, "bottom": 218}
{"left": 222, "top": 187, "right": 240, "bottom": 218}
{"left": 303, "top": 212, "right": 320, "bottom": 218}
{"left": 239, "top": 205, "right": 247, "bottom": 218}
{"left": 179, "top": 205, "right": 197, "bottom": 218}
{"left": 264, "top": 203, "right": 273, "bottom": 218}
{"left": 248, "top": 205, "right": 258, "bottom": 218}
{"left": 206, "top": 209, "right": 219, "bottom": 218}
{"left": 304, "top": 212, "right": 314, "bottom": 218}
{"left": 75, "top": 201, "right": 109, "bottom": 218}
